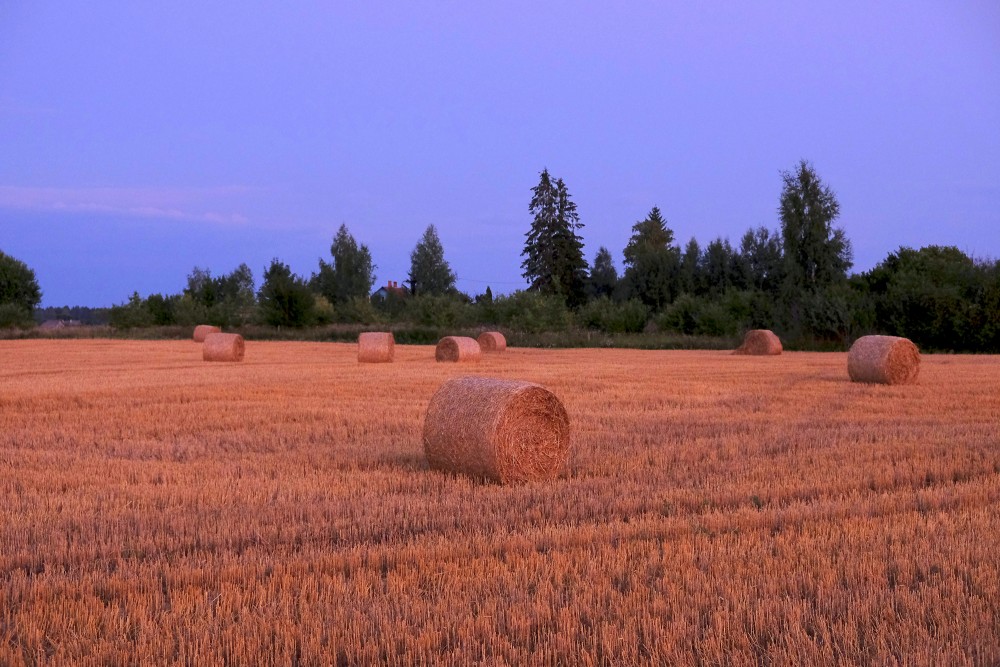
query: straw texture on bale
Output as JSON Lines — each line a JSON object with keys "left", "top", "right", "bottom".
{"left": 193, "top": 325, "right": 221, "bottom": 343}
{"left": 847, "top": 335, "right": 920, "bottom": 385}
{"left": 423, "top": 376, "right": 571, "bottom": 484}
{"left": 357, "top": 332, "right": 395, "bottom": 363}
{"left": 435, "top": 336, "right": 481, "bottom": 363}
{"left": 733, "top": 329, "right": 782, "bottom": 355}
{"left": 477, "top": 331, "right": 507, "bottom": 353}
{"left": 203, "top": 333, "right": 245, "bottom": 362}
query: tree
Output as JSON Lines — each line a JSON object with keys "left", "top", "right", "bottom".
{"left": 737, "top": 226, "right": 784, "bottom": 293}
{"left": 700, "top": 237, "right": 740, "bottom": 296}
{"left": 311, "top": 224, "right": 376, "bottom": 305}
{"left": 0, "top": 250, "right": 42, "bottom": 325}
{"left": 779, "top": 160, "right": 852, "bottom": 293}
{"left": 679, "top": 238, "right": 701, "bottom": 295}
{"left": 521, "top": 169, "right": 588, "bottom": 307}
{"left": 183, "top": 264, "right": 255, "bottom": 326}
{"left": 621, "top": 206, "right": 680, "bottom": 310}
{"left": 407, "top": 225, "right": 456, "bottom": 296}
{"left": 258, "top": 259, "right": 316, "bottom": 327}
{"left": 587, "top": 247, "right": 618, "bottom": 300}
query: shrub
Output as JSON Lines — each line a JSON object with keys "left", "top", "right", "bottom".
{"left": 577, "top": 298, "right": 649, "bottom": 333}
{"left": 493, "top": 291, "right": 572, "bottom": 333}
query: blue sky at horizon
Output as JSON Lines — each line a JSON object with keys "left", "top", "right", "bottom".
{"left": 2, "top": 2, "right": 998, "bottom": 307}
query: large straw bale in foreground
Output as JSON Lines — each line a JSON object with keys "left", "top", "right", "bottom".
{"left": 848, "top": 335, "right": 920, "bottom": 385}
{"left": 358, "top": 332, "right": 395, "bottom": 363}
{"left": 733, "top": 329, "right": 782, "bottom": 355}
{"left": 435, "top": 336, "right": 481, "bottom": 362}
{"left": 477, "top": 331, "right": 507, "bottom": 353}
{"left": 423, "top": 376, "right": 571, "bottom": 484}
{"left": 193, "top": 325, "right": 221, "bottom": 342}
{"left": 203, "top": 333, "right": 245, "bottom": 362}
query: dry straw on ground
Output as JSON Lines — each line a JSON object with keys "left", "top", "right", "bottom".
{"left": 203, "top": 333, "right": 245, "bottom": 362}
{"left": 357, "top": 332, "right": 395, "bottom": 363}
{"left": 477, "top": 331, "right": 507, "bottom": 353}
{"left": 435, "top": 336, "right": 481, "bottom": 363}
{"left": 423, "top": 376, "right": 571, "bottom": 484}
{"left": 733, "top": 329, "right": 782, "bottom": 355}
{"left": 847, "top": 335, "right": 920, "bottom": 384}
{"left": 193, "top": 325, "right": 221, "bottom": 342}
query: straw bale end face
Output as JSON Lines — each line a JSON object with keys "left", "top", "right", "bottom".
{"left": 848, "top": 335, "right": 920, "bottom": 385}
{"left": 477, "top": 331, "right": 507, "bottom": 353}
{"left": 435, "top": 336, "right": 481, "bottom": 362}
{"left": 193, "top": 325, "right": 221, "bottom": 343}
{"left": 423, "top": 376, "right": 571, "bottom": 484}
{"left": 203, "top": 333, "right": 245, "bottom": 362}
{"left": 358, "top": 332, "right": 395, "bottom": 363}
{"left": 733, "top": 329, "right": 782, "bottom": 355}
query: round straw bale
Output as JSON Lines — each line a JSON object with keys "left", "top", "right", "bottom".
{"left": 477, "top": 331, "right": 507, "bottom": 353}
{"left": 193, "top": 324, "right": 221, "bottom": 342}
{"left": 847, "top": 335, "right": 920, "bottom": 385}
{"left": 733, "top": 329, "right": 782, "bottom": 355}
{"left": 358, "top": 332, "right": 395, "bottom": 363}
{"left": 203, "top": 333, "right": 245, "bottom": 362}
{"left": 423, "top": 376, "right": 571, "bottom": 484}
{"left": 435, "top": 336, "right": 481, "bottom": 363}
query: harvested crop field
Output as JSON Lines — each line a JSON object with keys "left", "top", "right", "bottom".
{"left": 2, "top": 339, "right": 999, "bottom": 665}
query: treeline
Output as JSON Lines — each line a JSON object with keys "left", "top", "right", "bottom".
{"left": 3, "top": 159, "right": 999, "bottom": 351}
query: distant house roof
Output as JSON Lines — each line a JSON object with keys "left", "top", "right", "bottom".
{"left": 371, "top": 280, "right": 408, "bottom": 300}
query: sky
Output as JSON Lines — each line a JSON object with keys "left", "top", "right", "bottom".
{"left": 1, "top": 2, "right": 998, "bottom": 307}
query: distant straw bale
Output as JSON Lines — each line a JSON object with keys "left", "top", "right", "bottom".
{"left": 203, "top": 333, "right": 245, "bottom": 362}
{"left": 733, "top": 329, "right": 782, "bottom": 355}
{"left": 477, "top": 331, "right": 507, "bottom": 353}
{"left": 358, "top": 332, "right": 395, "bottom": 363}
{"left": 423, "top": 376, "right": 571, "bottom": 484}
{"left": 435, "top": 336, "right": 481, "bottom": 363}
{"left": 193, "top": 325, "right": 221, "bottom": 343}
{"left": 848, "top": 335, "right": 920, "bottom": 385}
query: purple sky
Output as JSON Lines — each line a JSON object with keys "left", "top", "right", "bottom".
{"left": 2, "top": 2, "right": 998, "bottom": 307}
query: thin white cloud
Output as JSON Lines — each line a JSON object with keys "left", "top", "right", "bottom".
{"left": 0, "top": 185, "right": 250, "bottom": 225}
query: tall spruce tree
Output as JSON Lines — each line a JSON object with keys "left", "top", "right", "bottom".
{"left": 622, "top": 206, "right": 680, "bottom": 309}
{"left": 521, "top": 169, "right": 588, "bottom": 306}
{"left": 407, "top": 225, "right": 456, "bottom": 296}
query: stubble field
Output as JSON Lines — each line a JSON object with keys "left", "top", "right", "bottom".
{"left": 1, "top": 339, "right": 998, "bottom": 665}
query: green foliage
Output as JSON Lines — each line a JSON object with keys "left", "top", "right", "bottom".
{"left": 144, "top": 293, "right": 178, "bottom": 326}
{"left": 737, "top": 226, "right": 784, "bottom": 293}
{"left": 492, "top": 290, "right": 572, "bottom": 333}
{"left": 521, "top": 169, "right": 588, "bottom": 307}
{"left": 313, "top": 295, "right": 336, "bottom": 325}
{"left": 183, "top": 264, "right": 256, "bottom": 326}
{"left": 0, "top": 250, "right": 42, "bottom": 314}
{"left": 334, "top": 296, "right": 380, "bottom": 324}
{"left": 0, "top": 303, "right": 33, "bottom": 328}
{"left": 405, "top": 293, "right": 474, "bottom": 328}
{"left": 109, "top": 292, "right": 154, "bottom": 329}
{"left": 656, "top": 291, "right": 747, "bottom": 337}
{"left": 779, "top": 160, "right": 852, "bottom": 293}
{"left": 408, "top": 225, "right": 456, "bottom": 296}
{"left": 858, "top": 245, "right": 992, "bottom": 350}
{"left": 622, "top": 207, "right": 680, "bottom": 309}
{"left": 312, "top": 224, "right": 376, "bottom": 305}
{"left": 699, "top": 237, "right": 741, "bottom": 296}
{"left": 171, "top": 294, "right": 210, "bottom": 326}
{"left": 577, "top": 298, "right": 648, "bottom": 333}
{"left": 587, "top": 247, "right": 618, "bottom": 300}
{"left": 257, "top": 259, "right": 316, "bottom": 327}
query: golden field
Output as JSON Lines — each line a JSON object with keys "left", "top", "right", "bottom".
{"left": 1, "top": 339, "right": 998, "bottom": 666}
